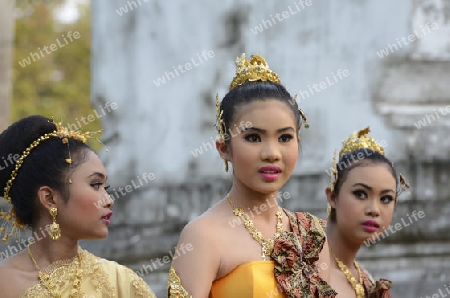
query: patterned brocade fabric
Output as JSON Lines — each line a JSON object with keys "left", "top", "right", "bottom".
{"left": 21, "top": 248, "right": 156, "bottom": 298}
{"left": 362, "top": 269, "right": 392, "bottom": 298}
{"left": 271, "top": 211, "right": 337, "bottom": 298}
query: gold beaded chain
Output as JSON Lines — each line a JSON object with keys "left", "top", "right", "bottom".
{"left": 226, "top": 194, "right": 284, "bottom": 260}
{"left": 330, "top": 248, "right": 365, "bottom": 298}
{"left": 28, "top": 245, "right": 83, "bottom": 298}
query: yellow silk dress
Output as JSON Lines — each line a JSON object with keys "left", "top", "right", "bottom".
{"left": 209, "top": 261, "right": 286, "bottom": 298}
{"left": 21, "top": 247, "right": 156, "bottom": 298}
{"left": 168, "top": 261, "right": 286, "bottom": 298}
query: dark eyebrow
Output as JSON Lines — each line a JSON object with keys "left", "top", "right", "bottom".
{"left": 353, "top": 183, "right": 372, "bottom": 190}
{"left": 243, "top": 126, "right": 295, "bottom": 133}
{"left": 352, "top": 183, "right": 395, "bottom": 194}
{"left": 88, "top": 172, "right": 107, "bottom": 180}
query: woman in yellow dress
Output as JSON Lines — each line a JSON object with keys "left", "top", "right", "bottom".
{"left": 0, "top": 115, "right": 156, "bottom": 297}
{"left": 167, "top": 54, "right": 337, "bottom": 298}
{"left": 325, "top": 127, "right": 409, "bottom": 298}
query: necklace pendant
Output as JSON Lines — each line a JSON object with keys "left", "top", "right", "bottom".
{"left": 261, "top": 242, "right": 272, "bottom": 260}
{"left": 355, "top": 284, "right": 365, "bottom": 297}
{"left": 261, "top": 243, "right": 267, "bottom": 260}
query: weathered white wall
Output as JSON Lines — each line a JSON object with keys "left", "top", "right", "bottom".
{"left": 90, "top": 0, "right": 450, "bottom": 296}
{"left": 93, "top": 0, "right": 417, "bottom": 179}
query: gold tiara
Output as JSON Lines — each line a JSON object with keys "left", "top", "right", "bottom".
{"left": 229, "top": 53, "right": 280, "bottom": 90}
{"left": 217, "top": 52, "right": 308, "bottom": 132}
{"left": 329, "top": 127, "right": 409, "bottom": 197}
{"left": 330, "top": 127, "right": 385, "bottom": 192}
{"left": 338, "top": 127, "right": 384, "bottom": 159}
{"left": 1, "top": 119, "right": 103, "bottom": 242}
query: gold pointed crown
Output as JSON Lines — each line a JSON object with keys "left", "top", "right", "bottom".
{"left": 229, "top": 53, "right": 280, "bottom": 90}
{"left": 328, "top": 127, "right": 409, "bottom": 199}
{"left": 330, "top": 127, "right": 385, "bottom": 192}
{"left": 338, "top": 127, "right": 384, "bottom": 159}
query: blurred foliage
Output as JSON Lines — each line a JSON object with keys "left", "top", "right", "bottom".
{"left": 12, "top": 1, "right": 103, "bottom": 151}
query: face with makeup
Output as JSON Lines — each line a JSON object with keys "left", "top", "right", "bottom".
{"left": 327, "top": 161, "right": 397, "bottom": 246}
{"left": 54, "top": 151, "right": 114, "bottom": 240}
{"left": 217, "top": 99, "right": 300, "bottom": 194}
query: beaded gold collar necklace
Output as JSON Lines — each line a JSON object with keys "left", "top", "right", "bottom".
{"left": 226, "top": 194, "right": 283, "bottom": 260}
{"left": 27, "top": 245, "right": 83, "bottom": 298}
{"left": 330, "top": 248, "right": 365, "bottom": 298}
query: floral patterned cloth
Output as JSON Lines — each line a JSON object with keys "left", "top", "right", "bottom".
{"left": 271, "top": 211, "right": 337, "bottom": 298}
{"left": 362, "top": 269, "right": 392, "bottom": 298}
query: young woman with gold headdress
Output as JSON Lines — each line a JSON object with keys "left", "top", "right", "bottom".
{"left": 325, "top": 127, "right": 409, "bottom": 298}
{"left": 0, "top": 116, "right": 156, "bottom": 297}
{"left": 167, "top": 54, "right": 337, "bottom": 298}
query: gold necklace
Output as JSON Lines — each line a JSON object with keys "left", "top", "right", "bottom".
{"left": 226, "top": 193, "right": 284, "bottom": 260}
{"left": 28, "top": 245, "right": 83, "bottom": 298}
{"left": 330, "top": 248, "right": 365, "bottom": 298}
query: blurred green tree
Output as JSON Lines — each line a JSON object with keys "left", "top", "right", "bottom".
{"left": 12, "top": 1, "right": 103, "bottom": 150}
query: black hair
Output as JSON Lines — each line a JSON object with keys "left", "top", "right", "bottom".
{"left": 329, "top": 148, "right": 398, "bottom": 222}
{"left": 219, "top": 81, "right": 302, "bottom": 141}
{"left": 0, "top": 115, "right": 92, "bottom": 227}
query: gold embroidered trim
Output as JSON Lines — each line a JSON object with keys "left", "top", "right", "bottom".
{"left": 167, "top": 266, "right": 192, "bottom": 298}
{"left": 22, "top": 248, "right": 115, "bottom": 297}
{"left": 124, "top": 266, "right": 156, "bottom": 298}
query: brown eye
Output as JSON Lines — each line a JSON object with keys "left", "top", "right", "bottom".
{"left": 381, "top": 196, "right": 394, "bottom": 204}
{"left": 279, "top": 134, "right": 294, "bottom": 142}
{"left": 244, "top": 134, "right": 261, "bottom": 142}
{"left": 353, "top": 190, "right": 367, "bottom": 200}
{"left": 90, "top": 182, "right": 102, "bottom": 190}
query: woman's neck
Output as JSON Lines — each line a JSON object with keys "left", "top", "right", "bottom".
{"left": 227, "top": 184, "right": 281, "bottom": 221}
{"left": 28, "top": 225, "right": 79, "bottom": 269}
{"left": 326, "top": 223, "right": 360, "bottom": 268}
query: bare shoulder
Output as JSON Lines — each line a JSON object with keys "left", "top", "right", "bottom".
{"left": 170, "top": 209, "right": 224, "bottom": 298}
{"left": 0, "top": 254, "right": 34, "bottom": 298}
{"left": 183, "top": 210, "right": 222, "bottom": 237}
{"left": 174, "top": 211, "right": 222, "bottom": 264}
{"left": 0, "top": 266, "right": 17, "bottom": 290}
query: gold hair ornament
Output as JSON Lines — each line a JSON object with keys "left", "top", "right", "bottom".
{"left": 328, "top": 127, "right": 409, "bottom": 207}
{"left": 1, "top": 119, "right": 104, "bottom": 242}
{"left": 229, "top": 53, "right": 280, "bottom": 91}
{"left": 293, "top": 95, "right": 309, "bottom": 129}
{"left": 215, "top": 94, "right": 229, "bottom": 172}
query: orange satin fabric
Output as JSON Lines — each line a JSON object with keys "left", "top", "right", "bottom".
{"left": 209, "top": 261, "right": 286, "bottom": 298}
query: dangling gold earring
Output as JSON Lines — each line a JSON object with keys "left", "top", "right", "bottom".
{"left": 224, "top": 160, "right": 229, "bottom": 172}
{"left": 49, "top": 207, "right": 61, "bottom": 240}
{"left": 327, "top": 203, "right": 332, "bottom": 218}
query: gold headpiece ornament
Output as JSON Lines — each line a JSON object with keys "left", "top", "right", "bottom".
{"left": 328, "top": 127, "right": 409, "bottom": 209}
{"left": 1, "top": 119, "right": 104, "bottom": 242}
{"left": 229, "top": 53, "right": 281, "bottom": 90}
{"left": 215, "top": 54, "right": 309, "bottom": 170}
